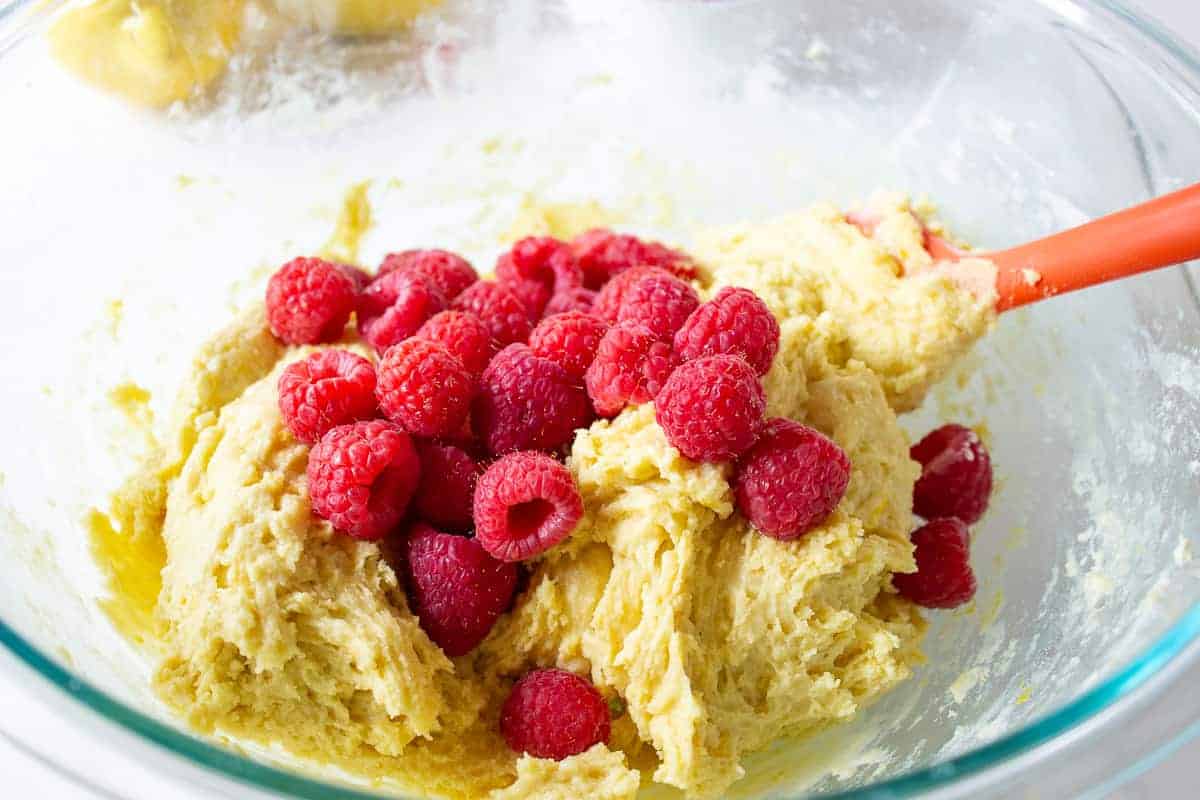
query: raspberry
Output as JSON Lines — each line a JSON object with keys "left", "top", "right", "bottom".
{"left": 413, "top": 441, "right": 478, "bottom": 531}
{"left": 451, "top": 281, "right": 533, "bottom": 348}
{"left": 403, "top": 522, "right": 518, "bottom": 656}
{"left": 910, "top": 424, "right": 993, "bottom": 524}
{"left": 277, "top": 349, "right": 378, "bottom": 445}
{"left": 416, "top": 310, "right": 495, "bottom": 377}
{"left": 616, "top": 272, "right": 700, "bottom": 341}
{"left": 674, "top": 287, "right": 781, "bottom": 376}
{"left": 655, "top": 355, "right": 765, "bottom": 462}
{"left": 495, "top": 237, "right": 584, "bottom": 320}
{"left": 265, "top": 257, "right": 357, "bottom": 345}
{"left": 544, "top": 287, "right": 597, "bottom": 317}
{"left": 307, "top": 420, "right": 419, "bottom": 540}
{"left": 474, "top": 451, "right": 583, "bottom": 562}
{"left": 356, "top": 271, "right": 447, "bottom": 353}
{"left": 378, "top": 249, "right": 478, "bottom": 300}
{"left": 570, "top": 228, "right": 696, "bottom": 289}
{"left": 893, "top": 518, "right": 977, "bottom": 608}
{"left": 734, "top": 418, "right": 851, "bottom": 540}
{"left": 335, "top": 263, "right": 372, "bottom": 292}
{"left": 591, "top": 265, "right": 673, "bottom": 323}
{"left": 500, "top": 669, "right": 611, "bottom": 760}
{"left": 584, "top": 322, "right": 677, "bottom": 418}
{"left": 376, "top": 338, "right": 474, "bottom": 438}
{"left": 528, "top": 311, "right": 609, "bottom": 382}
{"left": 473, "top": 344, "right": 592, "bottom": 456}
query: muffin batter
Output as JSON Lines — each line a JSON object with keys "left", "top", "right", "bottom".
{"left": 90, "top": 194, "right": 993, "bottom": 798}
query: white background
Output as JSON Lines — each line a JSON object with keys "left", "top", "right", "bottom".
{"left": 2, "top": 0, "right": 1197, "bottom": 797}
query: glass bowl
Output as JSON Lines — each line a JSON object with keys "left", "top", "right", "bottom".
{"left": 0, "top": 0, "right": 1198, "bottom": 798}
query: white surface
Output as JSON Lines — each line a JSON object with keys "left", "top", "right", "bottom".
{"left": 3, "top": 1, "right": 1198, "bottom": 798}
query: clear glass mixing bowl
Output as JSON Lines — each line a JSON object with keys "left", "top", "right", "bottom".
{"left": 0, "top": 0, "right": 1198, "bottom": 798}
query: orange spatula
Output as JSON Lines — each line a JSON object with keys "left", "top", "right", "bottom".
{"left": 855, "top": 183, "right": 1200, "bottom": 312}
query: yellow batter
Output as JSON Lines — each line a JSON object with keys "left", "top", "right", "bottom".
{"left": 50, "top": 0, "right": 439, "bottom": 107}
{"left": 89, "top": 196, "right": 993, "bottom": 798}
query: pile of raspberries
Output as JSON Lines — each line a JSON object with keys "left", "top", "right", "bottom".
{"left": 264, "top": 227, "right": 991, "bottom": 760}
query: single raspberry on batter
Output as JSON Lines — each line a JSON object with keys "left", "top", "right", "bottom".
{"left": 335, "top": 263, "right": 372, "bottom": 292}
{"left": 543, "top": 287, "right": 597, "bottom": 317}
{"left": 674, "top": 287, "right": 781, "bottom": 376}
{"left": 617, "top": 272, "right": 700, "bottom": 341}
{"left": 590, "top": 265, "right": 673, "bottom": 323}
{"left": 910, "top": 424, "right": 993, "bottom": 524}
{"left": 307, "top": 420, "right": 419, "bottom": 540}
{"left": 356, "top": 271, "right": 447, "bottom": 353}
{"left": 451, "top": 280, "right": 533, "bottom": 348}
{"left": 378, "top": 249, "right": 478, "bottom": 300}
{"left": 473, "top": 344, "right": 592, "bottom": 456}
{"left": 266, "top": 257, "right": 357, "bottom": 345}
{"left": 474, "top": 451, "right": 583, "bottom": 562}
{"left": 416, "top": 310, "right": 495, "bottom": 377}
{"left": 570, "top": 228, "right": 697, "bottom": 289}
{"left": 501, "top": 668, "right": 611, "bottom": 760}
{"left": 584, "top": 322, "right": 678, "bottom": 418}
{"left": 377, "top": 338, "right": 474, "bottom": 438}
{"left": 403, "top": 522, "right": 518, "bottom": 656}
{"left": 656, "top": 355, "right": 766, "bottom": 462}
{"left": 278, "top": 349, "right": 378, "bottom": 445}
{"left": 734, "top": 418, "right": 851, "bottom": 540}
{"left": 528, "top": 311, "right": 609, "bottom": 382}
{"left": 893, "top": 517, "right": 977, "bottom": 608}
{"left": 495, "top": 237, "right": 584, "bottom": 320}
{"left": 413, "top": 441, "right": 479, "bottom": 531}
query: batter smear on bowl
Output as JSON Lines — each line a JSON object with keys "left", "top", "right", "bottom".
{"left": 90, "top": 192, "right": 996, "bottom": 798}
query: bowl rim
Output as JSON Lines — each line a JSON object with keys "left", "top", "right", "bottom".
{"left": 2, "top": 0, "right": 1200, "bottom": 797}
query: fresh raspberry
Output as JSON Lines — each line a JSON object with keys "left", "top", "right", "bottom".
{"left": 378, "top": 249, "right": 478, "bottom": 300}
{"left": 473, "top": 344, "right": 592, "bottom": 456}
{"left": 910, "top": 424, "right": 993, "bottom": 524}
{"left": 376, "top": 338, "right": 474, "bottom": 438}
{"left": 277, "top": 349, "right": 378, "bottom": 445}
{"left": 495, "top": 237, "right": 584, "bottom": 320}
{"left": 674, "top": 287, "right": 781, "bottom": 376}
{"left": 543, "top": 287, "right": 597, "bottom": 317}
{"left": 616, "top": 273, "right": 700, "bottom": 341}
{"left": 528, "top": 311, "right": 609, "bottom": 382}
{"left": 571, "top": 228, "right": 697, "bottom": 289}
{"left": 402, "top": 522, "right": 518, "bottom": 656}
{"left": 655, "top": 355, "right": 766, "bottom": 462}
{"left": 265, "top": 257, "right": 357, "bottom": 345}
{"left": 501, "top": 669, "right": 611, "bottom": 760}
{"left": 591, "top": 265, "right": 673, "bottom": 323}
{"left": 585, "top": 322, "right": 677, "bottom": 418}
{"left": 451, "top": 280, "right": 533, "bottom": 348}
{"left": 307, "top": 420, "right": 419, "bottom": 540}
{"left": 335, "top": 263, "right": 372, "bottom": 291}
{"left": 416, "top": 310, "right": 495, "bottom": 376}
{"left": 474, "top": 451, "right": 583, "bottom": 562}
{"left": 893, "top": 518, "right": 977, "bottom": 608}
{"left": 356, "top": 271, "right": 447, "bottom": 353}
{"left": 734, "top": 418, "right": 851, "bottom": 540}
{"left": 413, "top": 441, "right": 478, "bottom": 531}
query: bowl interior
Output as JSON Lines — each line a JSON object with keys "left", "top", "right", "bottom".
{"left": 0, "top": 0, "right": 1199, "bottom": 797}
